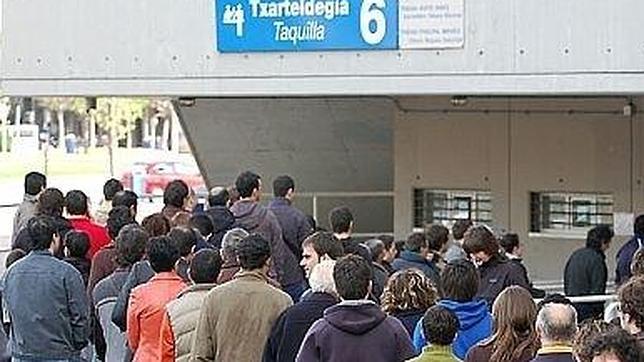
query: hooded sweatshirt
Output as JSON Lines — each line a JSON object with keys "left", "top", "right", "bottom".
{"left": 206, "top": 206, "right": 236, "bottom": 248}
{"left": 412, "top": 299, "right": 493, "bottom": 360}
{"left": 230, "top": 200, "right": 302, "bottom": 287}
{"left": 296, "top": 301, "right": 415, "bottom": 362}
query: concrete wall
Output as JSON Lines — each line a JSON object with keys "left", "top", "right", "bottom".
{"left": 395, "top": 96, "right": 644, "bottom": 281}
{"left": 4, "top": 0, "right": 644, "bottom": 96}
{"left": 179, "top": 97, "right": 394, "bottom": 233}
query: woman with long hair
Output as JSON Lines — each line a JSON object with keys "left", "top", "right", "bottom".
{"left": 465, "top": 286, "right": 540, "bottom": 362}
{"left": 381, "top": 268, "right": 438, "bottom": 337}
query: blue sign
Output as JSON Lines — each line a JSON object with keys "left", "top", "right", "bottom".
{"left": 215, "top": 0, "right": 399, "bottom": 52}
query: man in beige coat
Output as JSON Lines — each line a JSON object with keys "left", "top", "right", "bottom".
{"left": 159, "top": 249, "right": 223, "bottom": 362}
{"left": 190, "top": 234, "right": 293, "bottom": 362}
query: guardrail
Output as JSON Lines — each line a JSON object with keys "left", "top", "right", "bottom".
{"left": 535, "top": 294, "right": 617, "bottom": 304}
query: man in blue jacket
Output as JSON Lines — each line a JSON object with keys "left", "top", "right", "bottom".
{"left": 392, "top": 232, "right": 440, "bottom": 287}
{"left": 3, "top": 215, "right": 89, "bottom": 361}
{"left": 616, "top": 214, "right": 644, "bottom": 285}
{"left": 412, "top": 259, "right": 493, "bottom": 360}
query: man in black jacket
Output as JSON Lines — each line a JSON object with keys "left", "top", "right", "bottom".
{"left": 463, "top": 226, "right": 530, "bottom": 307}
{"left": 563, "top": 225, "right": 613, "bottom": 321}
{"left": 269, "top": 175, "right": 313, "bottom": 301}
{"left": 263, "top": 260, "right": 338, "bottom": 362}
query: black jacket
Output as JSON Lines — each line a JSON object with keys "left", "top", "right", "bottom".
{"left": 268, "top": 197, "right": 313, "bottom": 260}
{"left": 564, "top": 247, "right": 607, "bottom": 321}
{"left": 477, "top": 254, "right": 530, "bottom": 307}
{"left": 508, "top": 258, "right": 546, "bottom": 298}
{"left": 206, "top": 206, "right": 236, "bottom": 248}
{"left": 263, "top": 292, "right": 337, "bottom": 362}
{"left": 63, "top": 256, "right": 91, "bottom": 287}
{"left": 231, "top": 200, "right": 303, "bottom": 286}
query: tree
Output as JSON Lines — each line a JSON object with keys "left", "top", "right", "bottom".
{"left": 89, "top": 97, "right": 150, "bottom": 175}
{"left": 38, "top": 97, "right": 88, "bottom": 149}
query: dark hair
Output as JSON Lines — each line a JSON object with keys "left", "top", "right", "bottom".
{"left": 37, "top": 188, "right": 65, "bottom": 217}
{"left": 190, "top": 214, "right": 214, "bottom": 237}
{"left": 24, "top": 172, "right": 46, "bottom": 196}
{"left": 441, "top": 259, "right": 479, "bottom": 302}
{"left": 27, "top": 215, "right": 57, "bottom": 250}
{"left": 537, "top": 293, "right": 573, "bottom": 310}
{"left": 115, "top": 224, "right": 149, "bottom": 268}
{"left": 333, "top": 255, "right": 372, "bottom": 300}
{"left": 235, "top": 171, "right": 261, "bottom": 199}
{"left": 394, "top": 240, "right": 405, "bottom": 257}
{"left": 499, "top": 233, "right": 520, "bottom": 254}
{"left": 64, "top": 230, "right": 90, "bottom": 258}
{"left": 426, "top": 224, "right": 449, "bottom": 251}
{"left": 106, "top": 206, "right": 136, "bottom": 240}
{"left": 208, "top": 187, "right": 229, "bottom": 207}
{"left": 618, "top": 276, "right": 644, "bottom": 330}
{"left": 112, "top": 190, "right": 138, "bottom": 212}
{"left": 585, "top": 225, "right": 614, "bottom": 251}
{"left": 65, "top": 190, "right": 89, "bottom": 216}
{"left": 364, "top": 239, "right": 385, "bottom": 262}
{"left": 329, "top": 206, "right": 353, "bottom": 234}
{"left": 189, "top": 249, "right": 223, "bottom": 284}
{"left": 168, "top": 227, "right": 197, "bottom": 257}
{"left": 301, "top": 232, "right": 344, "bottom": 260}
{"left": 405, "top": 232, "right": 428, "bottom": 253}
{"left": 6, "top": 249, "right": 26, "bottom": 268}
{"left": 463, "top": 225, "right": 499, "bottom": 256}
{"left": 273, "top": 175, "right": 295, "bottom": 197}
{"left": 163, "top": 180, "right": 189, "bottom": 208}
{"left": 141, "top": 213, "right": 171, "bottom": 237}
{"left": 452, "top": 219, "right": 473, "bottom": 240}
{"left": 573, "top": 320, "right": 620, "bottom": 362}
{"left": 631, "top": 249, "right": 644, "bottom": 277}
{"left": 423, "top": 305, "right": 460, "bottom": 346}
{"left": 635, "top": 214, "right": 644, "bottom": 236}
{"left": 379, "top": 235, "right": 394, "bottom": 250}
{"left": 103, "top": 178, "right": 123, "bottom": 201}
{"left": 236, "top": 234, "right": 271, "bottom": 270}
{"left": 584, "top": 328, "right": 642, "bottom": 362}
{"left": 147, "top": 236, "right": 180, "bottom": 273}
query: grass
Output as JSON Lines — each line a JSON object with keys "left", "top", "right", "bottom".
{"left": 0, "top": 147, "right": 195, "bottom": 181}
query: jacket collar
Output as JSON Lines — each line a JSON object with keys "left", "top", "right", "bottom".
{"left": 177, "top": 283, "right": 217, "bottom": 298}
{"left": 400, "top": 250, "right": 430, "bottom": 264}
{"left": 150, "top": 271, "right": 184, "bottom": 282}
{"left": 422, "top": 345, "right": 454, "bottom": 356}
{"left": 31, "top": 250, "right": 54, "bottom": 257}
{"left": 537, "top": 345, "right": 573, "bottom": 355}
{"left": 306, "top": 292, "right": 338, "bottom": 303}
{"left": 234, "top": 270, "right": 270, "bottom": 283}
{"left": 373, "top": 262, "right": 388, "bottom": 274}
{"left": 269, "top": 197, "right": 291, "bottom": 206}
{"left": 338, "top": 299, "right": 376, "bottom": 307}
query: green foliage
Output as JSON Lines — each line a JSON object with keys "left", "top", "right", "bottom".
{"left": 89, "top": 98, "right": 151, "bottom": 141}
{"left": 38, "top": 97, "right": 89, "bottom": 117}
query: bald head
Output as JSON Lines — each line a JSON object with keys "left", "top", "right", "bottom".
{"left": 536, "top": 303, "right": 577, "bottom": 344}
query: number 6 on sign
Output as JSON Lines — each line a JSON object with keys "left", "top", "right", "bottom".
{"left": 360, "top": 0, "right": 387, "bottom": 45}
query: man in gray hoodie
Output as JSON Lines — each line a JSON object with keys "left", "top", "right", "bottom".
{"left": 230, "top": 171, "right": 303, "bottom": 300}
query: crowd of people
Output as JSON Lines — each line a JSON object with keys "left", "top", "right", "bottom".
{"left": 0, "top": 170, "right": 643, "bottom": 361}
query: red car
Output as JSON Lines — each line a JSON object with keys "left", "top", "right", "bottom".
{"left": 121, "top": 161, "right": 207, "bottom": 198}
